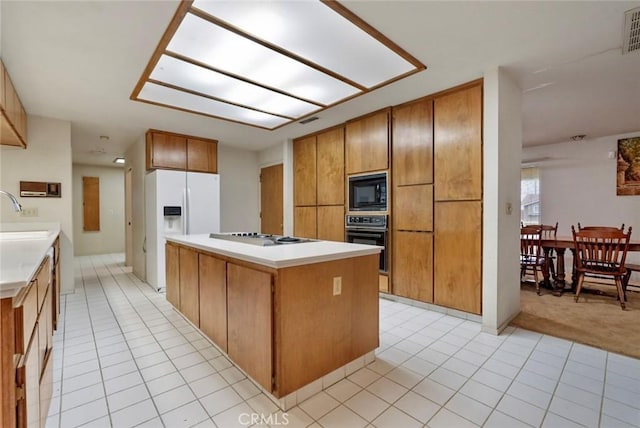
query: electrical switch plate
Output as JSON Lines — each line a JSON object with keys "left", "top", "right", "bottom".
{"left": 333, "top": 277, "right": 342, "bottom": 296}
{"left": 20, "top": 207, "right": 38, "bottom": 217}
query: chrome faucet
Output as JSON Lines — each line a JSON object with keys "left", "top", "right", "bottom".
{"left": 0, "top": 190, "right": 23, "bottom": 212}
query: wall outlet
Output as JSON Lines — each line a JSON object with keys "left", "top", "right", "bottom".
{"left": 20, "top": 207, "right": 39, "bottom": 217}
{"left": 333, "top": 277, "right": 342, "bottom": 296}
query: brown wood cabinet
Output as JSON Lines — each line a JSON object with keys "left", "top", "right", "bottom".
{"left": 392, "top": 99, "right": 433, "bottom": 186}
{"left": 198, "top": 254, "right": 227, "bottom": 352}
{"left": 293, "top": 135, "right": 317, "bottom": 207}
{"left": 179, "top": 247, "right": 199, "bottom": 327}
{"left": 294, "top": 127, "right": 345, "bottom": 241}
{"left": 164, "top": 240, "right": 379, "bottom": 398}
{"left": 227, "top": 263, "right": 273, "bottom": 391}
{"left": 146, "top": 130, "right": 218, "bottom": 173}
{"left": 187, "top": 138, "right": 218, "bottom": 173}
{"left": 434, "top": 201, "right": 482, "bottom": 314}
{"left": 434, "top": 84, "right": 482, "bottom": 201}
{"left": 0, "top": 59, "right": 28, "bottom": 148}
{"left": 2, "top": 250, "right": 56, "bottom": 428}
{"left": 345, "top": 109, "right": 390, "bottom": 174}
{"left": 293, "top": 206, "right": 317, "bottom": 239}
{"left": 317, "top": 205, "right": 344, "bottom": 242}
{"left": 316, "top": 128, "right": 345, "bottom": 206}
{"left": 165, "top": 242, "right": 180, "bottom": 309}
{"left": 393, "top": 231, "right": 433, "bottom": 303}
{"left": 393, "top": 185, "right": 433, "bottom": 232}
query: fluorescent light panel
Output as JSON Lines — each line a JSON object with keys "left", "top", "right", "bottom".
{"left": 192, "top": 1, "right": 416, "bottom": 88}
{"left": 139, "top": 82, "right": 290, "bottom": 128}
{"left": 151, "top": 54, "right": 320, "bottom": 117}
{"left": 132, "top": 1, "right": 425, "bottom": 129}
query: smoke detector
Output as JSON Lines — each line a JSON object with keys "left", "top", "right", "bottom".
{"left": 623, "top": 7, "right": 640, "bottom": 55}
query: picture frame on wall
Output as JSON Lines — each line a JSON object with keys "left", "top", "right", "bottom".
{"left": 617, "top": 136, "right": 640, "bottom": 196}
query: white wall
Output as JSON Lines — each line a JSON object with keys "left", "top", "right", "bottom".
{"left": 482, "top": 68, "right": 523, "bottom": 334}
{"left": 524, "top": 131, "right": 640, "bottom": 282}
{"left": 125, "top": 134, "right": 147, "bottom": 280}
{"left": 0, "top": 116, "right": 74, "bottom": 293}
{"left": 72, "top": 164, "right": 124, "bottom": 255}
{"left": 218, "top": 144, "right": 260, "bottom": 232}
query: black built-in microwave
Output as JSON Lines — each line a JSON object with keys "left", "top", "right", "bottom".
{"left": 348, "top": 172, "right": 387, "bottom": 211}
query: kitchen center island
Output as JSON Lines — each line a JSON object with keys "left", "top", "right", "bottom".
{"left": 164, "top": 234, "right": 381, "bottom": 409}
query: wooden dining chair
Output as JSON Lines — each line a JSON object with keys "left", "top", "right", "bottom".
{"left": 577, "top": 223, "right": 624, "bottom": 231}
{"left": 521, "top": 222, "right": 558, "bottom": 280}
{"left": 571, "top": 225, "right": 632, "bottom": 309}
{"left": 520, "top": 225, "right": 547, "bottom": 295}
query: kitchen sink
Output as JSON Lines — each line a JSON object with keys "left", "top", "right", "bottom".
{"left": 0, "top": 230, "right": 54, "bottom": 240}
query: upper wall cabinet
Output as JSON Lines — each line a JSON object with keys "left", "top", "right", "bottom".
{"left": 345, "top": 109, "right": 390, "bottom": 174}
{"left": 293, "top": 135, "right": 317, "bottom": 206}
{"left": 0, "top": 59, "right": 28, "bottom": 148}
{"left": 316, "top": 127, "right": 344, "bottom": 206}
{"left": 146, "top": 129, "right": 218, "bottom": 173}
{"left": 434, "top": 84, "right": 482, "bottom": 201}
{"left": 392, "top": 98, "right": 433, "bottom": 186}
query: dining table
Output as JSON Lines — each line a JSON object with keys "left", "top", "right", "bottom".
{"left": 540, "top": 235, "right": 640, "bottom": 294}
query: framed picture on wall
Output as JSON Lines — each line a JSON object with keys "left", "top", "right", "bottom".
{"left": 617, "top": 136, "right": 640, "bottom": 196}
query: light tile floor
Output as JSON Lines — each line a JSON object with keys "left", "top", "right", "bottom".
{"left": 45, "top": 254, "right": 640, "bottom": 428}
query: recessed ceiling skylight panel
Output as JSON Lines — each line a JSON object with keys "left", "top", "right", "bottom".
{"left": 132, "top": 0, "right": 425, "bottom": 129}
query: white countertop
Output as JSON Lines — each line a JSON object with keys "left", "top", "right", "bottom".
{"left": 0, "top": 222, "right": 60, "bottom": 298}
{"left": 166, "top": 234, "right": 381, "bottom": 269}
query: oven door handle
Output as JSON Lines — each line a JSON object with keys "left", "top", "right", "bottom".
{"left": 347, "top": 231, "right": 385, "bottom": 239}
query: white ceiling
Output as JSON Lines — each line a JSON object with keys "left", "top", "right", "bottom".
{"left": 1, "top": 1, "right": 639, "bottom": 167}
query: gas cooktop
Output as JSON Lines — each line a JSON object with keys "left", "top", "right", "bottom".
{"left": 209, "top": 232, "right": 316, "bottom": 246}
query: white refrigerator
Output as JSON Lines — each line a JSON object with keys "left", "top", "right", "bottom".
{"left": 145, "top": 170, "right": 220, "bottom": 290}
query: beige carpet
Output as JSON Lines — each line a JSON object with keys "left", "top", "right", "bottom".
{"left": 511, "top": 282, "right": 640, "bottom": 359}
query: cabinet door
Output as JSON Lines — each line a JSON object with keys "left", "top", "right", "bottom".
{"left": 345, "top": 109, "right": 389, "bottom": 174}
{"left": 293, "top": 135, "right": 317, "bottom": 206}
{"left": 392, "top": 99, "right": 433, "bottom": 186}
{"left": 393, "top": 231, "right": 433, "bottom": 303}
{"left": 0, "top": 61, "right": 5, "bottom": 109}
{"left": 294, "top": 206, "right": 316, "bottom": 239}
{"left": 36, "top": 289, "right": 51, "bottom": 379}
{"left": 16, "top": 331, "right": 40, "bottom": 428}
{"left": 199, "top": 254, "right": 227, "bottom": 352}
{"left": 317, "top": 206, "right": 344, "bottom": 242}
{"left": 187, "top": 138, "right": 217, "bottom": 173}
{"left": 434, "top": 201, "right": 482, "bottom": 314}
{"left": 393, "top": 185, "right": 433, "bottom": 232}
{"left": 316, "top": 127, "right": 344, "bottom": 205}
{"left": 165, "top": 243, "right": 180, "bottom": 309}
{"left": 147, "top": 132, "right": 187, "bottom": 170}
{"left": 35, "top": 258, "right": 50, "bottom": 313}
{"left": 179, "top": 247, "right": 200, "bottom": 326}
{"left": 434, "top": 84, "right": 482, "bottom": 201}
{"left": 227, "top": 264, "right": 272, "bottom": 391}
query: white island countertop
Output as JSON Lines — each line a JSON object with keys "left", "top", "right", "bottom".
{"left": 166, "top": 234, "right": 381, "bottom": 269}
{"left": 0, "top": 222, "right": 60, "bottom": 298}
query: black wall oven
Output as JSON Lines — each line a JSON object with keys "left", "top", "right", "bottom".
{"left": 348, "top": 172, "right": 387, "bottom": 212}
{"left": 345, "top": 215, "right": 388, "bottom": 273}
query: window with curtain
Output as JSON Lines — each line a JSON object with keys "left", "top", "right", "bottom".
{"left": 521, "top": 167, "right": 540, "bottom": 225}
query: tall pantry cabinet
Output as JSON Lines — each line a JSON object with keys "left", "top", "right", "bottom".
{"left": 391, "top": 81, "right": 483, "bottom": 315}
{"left": 433, "top": 83, "right": 483, "bottom": 314}
{"left": 293, "top": 127, "right": 345, "bottom": 241}
{"left": 392, "top": 98, "right": 434, "bottom": 303}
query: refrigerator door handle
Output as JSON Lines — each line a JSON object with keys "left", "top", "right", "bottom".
{"left": 185, "top": 187, "right": 191, "bottom": 234}
{"left": 182, "top": 189, "right": 189, "bottom": 235}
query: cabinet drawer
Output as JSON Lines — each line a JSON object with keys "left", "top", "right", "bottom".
{"left": 15, "top": 282, "right": 38, "bottom": 354}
